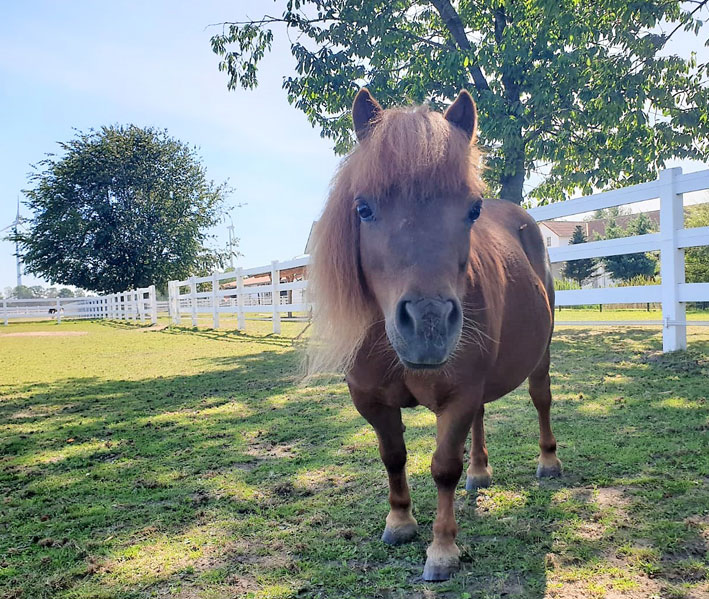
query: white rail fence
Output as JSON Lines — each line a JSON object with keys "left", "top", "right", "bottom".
{"left": 528, "top": 167, "right": 709, "bottom": 352}
{"left": 168, "top": 257, "right": 309, "bottom": 334}
{"left": 167, "top": 167, "right": 709, "bottom": 353}
{"left": 2, "top": 285, "right": 158, "bottom": 325}
{"left": 4, "top": 168, "right": 708, "bottom": 353}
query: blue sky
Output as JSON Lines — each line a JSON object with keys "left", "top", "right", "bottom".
{"left": 0, "top": 0, "right": 340, "bottom": 290}
{"left": 1, "top": 2, "right": 707, "bottom": 291}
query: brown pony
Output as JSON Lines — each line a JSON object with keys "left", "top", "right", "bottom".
{"left": 308, "top": 88, "right": 561, "bottom": 582}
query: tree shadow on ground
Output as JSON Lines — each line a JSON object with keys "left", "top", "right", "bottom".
{"left": 1, "top": 326, "right": 708, "bottom": 598}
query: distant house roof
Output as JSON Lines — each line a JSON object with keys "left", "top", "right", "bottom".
{"left": 541, "top": 209, "right": 663, "bottom": 241}
{"left": 586, "top": 210, "right": 660, "bottom": 239}
{"left": 540, "top": 221, "right": 586, "bottom": 238}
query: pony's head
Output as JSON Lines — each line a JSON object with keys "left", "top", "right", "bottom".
{"left": 308, "top": 88, "right": 485, "bottom": 374}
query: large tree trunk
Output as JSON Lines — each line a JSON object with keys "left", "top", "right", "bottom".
{"left": 495, "top": 7, "right": 525, "bottom": 205}
{"left": 499, "top": 133, "right": 525, "bottom": 204}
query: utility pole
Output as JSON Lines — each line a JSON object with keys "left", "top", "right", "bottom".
{"left": 227, "top": 213, "right": 235, "bottom": 270}
{"left": 2, "top": 197, "right": 24, "bottom": 290}
{"left": 15, "top": 197, "right": 22, "bottom": 288}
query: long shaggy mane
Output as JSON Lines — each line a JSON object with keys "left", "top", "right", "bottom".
{"left": 307, "top": 103, "right": 485, "bottom": 375}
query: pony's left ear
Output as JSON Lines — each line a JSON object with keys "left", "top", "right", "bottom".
{"left": 444, "top": 90, "right": 477, "bottom": 140}
{"left": 352, "top": 88, "right": 383, "bottom": 141}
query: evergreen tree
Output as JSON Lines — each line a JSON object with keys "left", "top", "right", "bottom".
{"left": 562, "top": 225, "right": 597, "bottom": 286}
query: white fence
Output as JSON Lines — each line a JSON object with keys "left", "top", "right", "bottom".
{"left": 528, "top": 167, "right": 709, "bottom": 351}
{"left": 168, "top": 257, "right": 309, "bottom": 334}
{"left": 2, "top": 285, "right": 158, "bottom": 325}
{"left": 6, "top": 168, "right": 708, "bottom": 353}
{"left": 167, "top": 167, "right": 709, "bottom": 353}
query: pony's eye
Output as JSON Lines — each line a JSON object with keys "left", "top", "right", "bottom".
{"left": 356, "top": 200, "right": 375, "bottom": 222}
{"left": 467, "top": 199, "right": 482, "bottom": 224}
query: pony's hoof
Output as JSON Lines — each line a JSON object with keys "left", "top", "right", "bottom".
{"left": 381, "top": 522, "right": 418, "bottom": 545}
{"left": 465, "top": 473, "right": 492, "bottom": 492}
{"left": 536, "top": 460, "right": 562, "bottom": 479}
{"left": 422, "top": 555, "right": 459, "bottom": 582}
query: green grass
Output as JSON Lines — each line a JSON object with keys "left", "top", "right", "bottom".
{"left": 1, "top": 318, "right": 708, "bottom": 598}
{"left": 554, "top": 307, "right": 709, "bottom": 322}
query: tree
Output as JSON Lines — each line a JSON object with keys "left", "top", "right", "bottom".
{"left": 18, "top": 126, "right": 229, "bottom": 293}
{"left": 57, "top": 288, "right": 75, "bottom": 298}
{"left": 6, "top": 285, "right": 40, "bottom": 299}
{"left": 211, "top": 1, "right": 709, "bottom": 204}
{"left": 562, "top": 225, "right": 597, "bottom": 285}
{"left": 685, "top": 203, "right": 709, "bottom": 283}
{"left": 602, "top": 213, "right": 658, "bottom": 281}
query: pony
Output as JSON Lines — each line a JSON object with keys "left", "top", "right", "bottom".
{"left": 308, "top": 88, "right": 561, "bottom": 581}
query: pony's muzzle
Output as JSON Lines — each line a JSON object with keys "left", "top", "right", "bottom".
{"left": 390, "top": 296, "right": 463, "bottom": 369}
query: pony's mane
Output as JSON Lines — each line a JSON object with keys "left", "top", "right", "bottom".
{"left": 307, "top": 103, "right": 485, "bottom": 375}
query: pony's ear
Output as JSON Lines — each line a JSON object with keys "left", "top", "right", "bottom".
{"left": 352, "top": 88, "right": 383, "bottom": 141}
{"left": 444, "top": 90, "right": 477, "bottom": 140}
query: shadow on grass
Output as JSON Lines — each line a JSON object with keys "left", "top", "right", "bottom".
{"left": 1, "top": 326, "right": 707, "bottom": 598}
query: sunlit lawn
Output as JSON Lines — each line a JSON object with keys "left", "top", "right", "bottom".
{"left": 1, "top": 318, "right": 708, "bottom": 598}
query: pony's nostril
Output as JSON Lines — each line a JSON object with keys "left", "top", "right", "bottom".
{"left": 446, "top": 300, "right": 460, "bottom": 329}
{"left": 397, "top": 300, "right": 416, "bottom": 336}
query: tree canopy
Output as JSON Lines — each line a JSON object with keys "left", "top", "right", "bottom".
{"left": 17, "top": 126, "right": 229, "bottom": 294}
{"left": 562, "top": 225, "right": 597, "bottom": 285}
{"left": 211, "top": 0, "right": 709, "bottom": 204}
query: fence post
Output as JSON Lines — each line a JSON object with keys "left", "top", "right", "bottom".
{"left": 271, "top": 260, "right": 281, "bottom": 334}
{"left": 175, "top": 283, "right": 182, "bottom": 325}
{"left": 190, "top": 276, "right": 198, "bottom": 327}
{"left": 659, "top": 167, "right": 687, "bottom": 352}
{"left": 166, "top": 282, "right": 173, "bottom": 324}
{"left": 236, "top": 268, "right": 245, "bottom": 330}
{"left": 2, "top": 298, "right": 7, "bottom": 326}
{"left": 56, "top": 297, "right": 61, "bottom": 324}
{"left": 212, "top": 272, "right": 220, "bottom": 329}
{"left": 137, "top": 290, "right": 145, "bottom": 323}
{"left": 149, "top": 285, "right": 158, "bottom": 325}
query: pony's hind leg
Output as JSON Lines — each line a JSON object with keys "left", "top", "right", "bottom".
{"left": 528, "top": 347, "right": 562, "bottom": 478}
{"left": 465, "top": 405, "right": 492, "bottom": 492}
{"left": 350, "top": 389, "right": 418, "bottom": 545}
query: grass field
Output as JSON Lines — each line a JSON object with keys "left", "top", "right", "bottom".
{"left": 1, "top": 319, "right": 708, "bottom": 599}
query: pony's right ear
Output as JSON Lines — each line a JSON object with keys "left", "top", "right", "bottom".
{"left": 352, "top": 88, "right": 382, "bottom": 141}
{"left": 444, "top": 90, "right": 477, "bottom": 140}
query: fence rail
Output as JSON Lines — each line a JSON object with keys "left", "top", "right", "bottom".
{"left": 528, "top": 167, "right": 709, "bottom": 351}
{"left": 168, "top": 257, "right": 309, "bottom": 333}
{"left": 2, "top": 285, "right": 158, "bottom": 325}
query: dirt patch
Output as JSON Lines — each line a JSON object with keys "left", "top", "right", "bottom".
{"left": 546, "top": 574, "right": 663, "bottom": 598}
{"left": 0, "top": 331, "right": 88, "bottom": 337}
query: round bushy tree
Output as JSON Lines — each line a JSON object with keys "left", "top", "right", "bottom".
{"left": 18, "top": 126, "right": 229, "bottom": 293}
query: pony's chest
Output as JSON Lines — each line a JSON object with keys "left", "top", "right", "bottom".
{"left": 402, "top": 375, "right": 458, "bottom": 410}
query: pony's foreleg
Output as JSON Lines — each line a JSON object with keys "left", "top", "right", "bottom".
{"left": 528, "top": 348, "right": 562, "bottom": 478}
{"left": 351, "top": 391, "right": 418, "bottom": 545}
{"left": 465, "top": 404, "right": 492, "bottom": 492}
{"left": 424, "top": 399, "right": 478, "bottom": 582}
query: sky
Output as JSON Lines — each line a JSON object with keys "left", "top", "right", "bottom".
{"left": 1, "top": 1, "right": 708, "bottom": 291}
{"left": 0, "top": 0, "right": 340, "bottom": 290}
